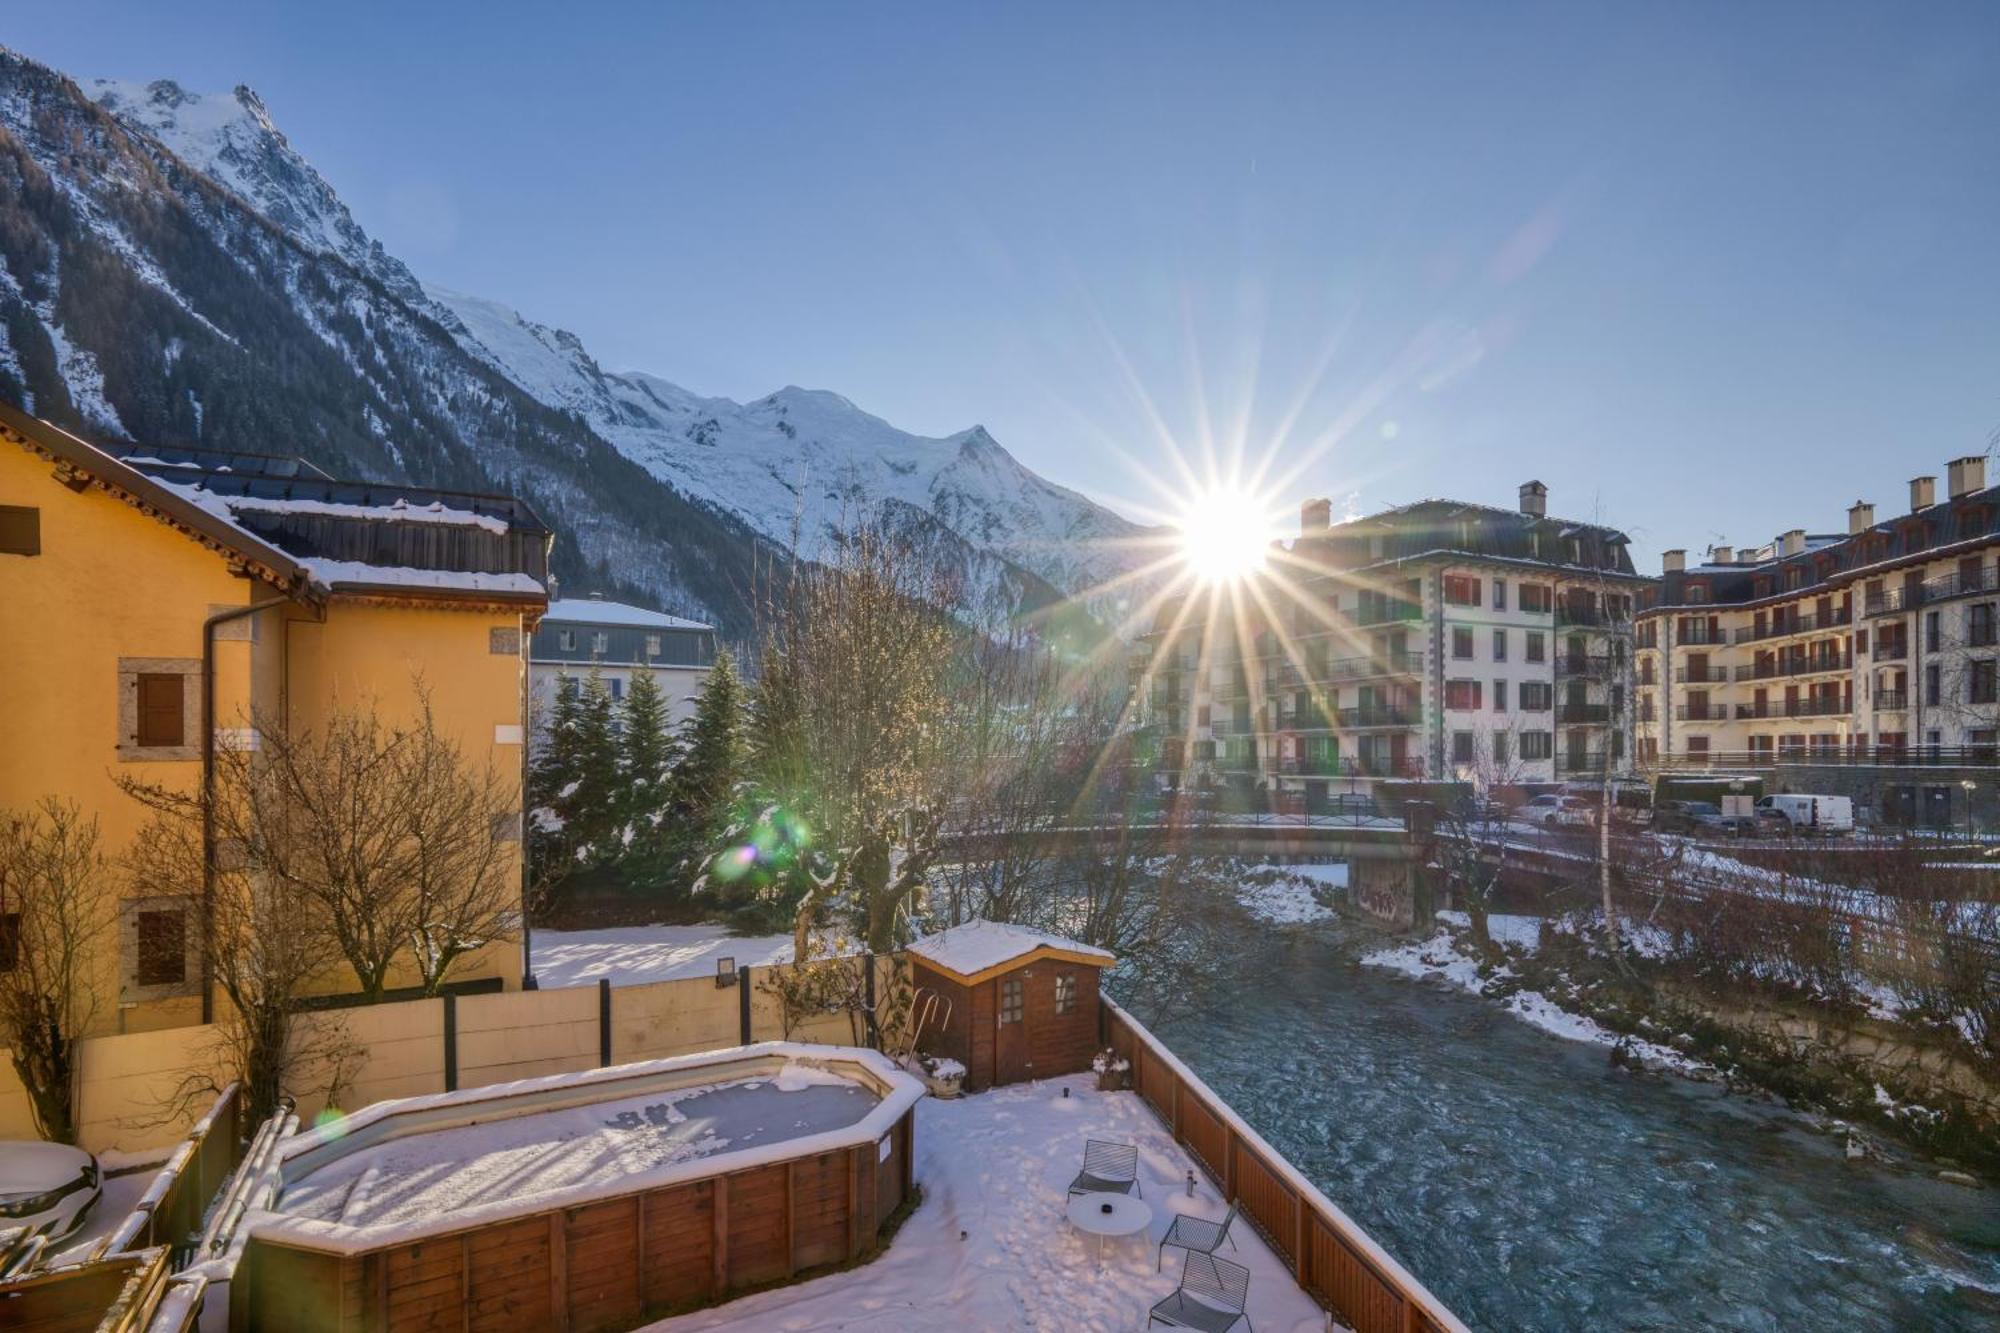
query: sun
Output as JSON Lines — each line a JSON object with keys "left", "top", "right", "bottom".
{"left": 1177, "top": 486, "right": 1275, "bottom": 585}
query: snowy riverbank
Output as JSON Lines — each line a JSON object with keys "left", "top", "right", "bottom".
{"left": 1362, "top": 913, "right": 1713, "bottom": 1078}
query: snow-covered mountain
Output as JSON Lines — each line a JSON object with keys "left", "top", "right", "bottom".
{"left": 430, "top": 286, "right": 1153, "bottom": 609}
{"left": 0, "top": 48, "right": 1154, "bottom": 636}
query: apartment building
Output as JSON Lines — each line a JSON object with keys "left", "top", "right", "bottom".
{"left": 530, "top": 596, "right": 717, "bottom": 728}
{"left": 1134, "top": 481, "right": 1649, "bottom": 807}
{"left": 1636, "top": 453, "right": 2000, "bottom": 826}
{"left": 0, "top": 403, "right": 550, "bottom": 1033}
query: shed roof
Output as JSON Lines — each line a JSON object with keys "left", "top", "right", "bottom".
{"left": 907, "top": 920, "right": 1113, "bottom": 985}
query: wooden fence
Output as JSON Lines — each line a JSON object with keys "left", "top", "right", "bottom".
{"left": 1102, "top": 1000, "right": 1469, "bottom": 1333}
{"left": 0, "top": 1246, "right": 172, "bottom": 1333}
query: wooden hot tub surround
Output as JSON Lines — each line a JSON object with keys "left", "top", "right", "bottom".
{"left": 232, "top": 1043, "right": 921, "bottom": 1333}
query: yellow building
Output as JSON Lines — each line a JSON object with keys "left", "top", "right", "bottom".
{"left": 0, "top": 402, "right": 550, "bottom": 1034}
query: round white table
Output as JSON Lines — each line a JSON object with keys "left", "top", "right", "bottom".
{"left": 1066, "top": 1191, "right": 1153, "bottom": 1266}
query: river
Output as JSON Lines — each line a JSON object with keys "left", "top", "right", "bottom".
{"left": 1111, "top": 907, "right": 2000, "bottom": 1331}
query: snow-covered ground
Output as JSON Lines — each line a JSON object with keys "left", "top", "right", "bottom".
{"left": 1364, "top": 915, "right": 1708, "bottom": 1077}
{"left": 282, "top": 1069, "right": 873, "bottom": 1228}
{"left": 1235, "top": 862, "right": 1347, "bottom": 925}
{"left": 531, "top": 924, "right": 798, "bottom": 988}
{"left": 642, "top": 1074, "right": 1330, "bottom": 1332}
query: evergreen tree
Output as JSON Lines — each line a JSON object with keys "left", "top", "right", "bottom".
{"left": 560, "top": 667, "right": 622, "bottom": 868}
{"left": 617, "top": 668, "right": 677, "bottom": 877}
{"left": 671, "top": 649, "right": 746, "bottom": 887}
{"left": 526, "top": 671, "right": 584, "bottom": 906}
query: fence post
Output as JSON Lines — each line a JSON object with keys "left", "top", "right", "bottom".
{"left": 443, "top": 993, "right": 458, "bottom": 1093}
{"left": 739, "top": 966, "right": 753, "bottom": 1046}
{"left": 598, "top": 978, "right": 613, "bottom": 1067}
{"left": 862, "top": 952, "right": 878, "bottom": 1049}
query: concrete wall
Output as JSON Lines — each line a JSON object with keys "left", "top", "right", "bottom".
{"left": 0, "top": 956, "right": 899, "bottom": 1155}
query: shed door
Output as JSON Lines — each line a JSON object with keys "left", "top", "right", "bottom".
{"left": 995, "top": 972, "right": 1030, "bottom": 1084}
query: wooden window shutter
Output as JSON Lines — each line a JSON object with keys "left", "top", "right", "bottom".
{"left": 137, "top": 673, "right": 185, "bottom": 747}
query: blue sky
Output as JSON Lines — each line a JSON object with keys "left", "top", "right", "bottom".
{"left": 14, "top": 2, "right": 1999, "bottom": 564}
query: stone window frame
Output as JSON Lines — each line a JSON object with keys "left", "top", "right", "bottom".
{"left": 117, "top": 657, "right": 202, "bottom": 763}
{"left": 119, "top": 895, "right": 201, "bottom": 1004}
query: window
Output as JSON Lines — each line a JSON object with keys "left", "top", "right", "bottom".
{"left": 1054, "top": 973, "right": 1077, "bottom": 1015}
{"left": 1492, "top": 629, "right": 1507, "bottom": 661}
{"left": 1520, "top": 682, "right": 1553, "bottom": 711}
{"left": 1521, "top": 731, "right": 1553, "bottom": 760}
{"left": 136, "top": 674, "right": 184, "bottom": 748}
{"left": 1444, "top": 575, "right": 1481, "bottom": 607}
{"left": 645, "top": 634, "right": 663, "bottom": 657}
{"left": 1926, "top": 611, "right": 1941, "bottom": 653}
{"left": 999, "top": 978, "right": 1024, "bottom": 1024}
{"left": 1521, "top": 583, "right": 1552, "bottom": 613}
{"left": 1452, "top": 627, "right": 1474, "bottom": 659}
{"left": 608, "top": 677, "right": 624, "bottom": 700}
{"left": 1492, "top": 733, "right": 1509, "bottom": 766}
{"left": 1452, "top": 731, "right": 1475, "bottom": 764}
{"left": 1973, "top": 604, "right": 1997, "bottom": 648}
{"left": 1445, "top": 679, "right": 1483, "bottom": 711}
{"left": 558, "top": 630, "right": 576, "bottom": 651}
{"left": 1926, "top": 664, "right": 1941, "bottom": 706}
{"left": 1972, "top": 661, "right": 1998, "bottom": 706}
{"left": 1686, "top": 582, "right": 1709, "bottom": 604}
{"left": 1525, "top": 632, "right": 1546, "bottom": 663}
{"left": 591, "top": 631, "right": 609, "bottom": 655}
{"left": 1493, "top": 579, "right": 1508, "bottom": 611}
{"left": 136, "top": 909, "right": 187, "bottom": 987}
{"left": 0, "top": 505, "right": 40, "bottom": 556}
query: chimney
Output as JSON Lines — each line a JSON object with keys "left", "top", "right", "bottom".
{"left": 1847, "top": 501, "right": 1874, "bottom": 535}
{"left": 1779, "top": 528, "right": 1806, "bottom": 558}
{"left": 1711, "top": 545, "right": 1733, "bottom": 566}
{"left": 1911, "top": 475, "right": 1936, "bottom": 511}
{"left": 1300, "top": 497, "right": 1331, "bottom": 533}
{"left": 1948, "top": 455, "right": 1987, "bottom": 500}
{"left": 1518, "top": 480, "right": 1547, "bottom": 517}
{"left": 1663, "top": 548, "right": 1686, "bottom": 574}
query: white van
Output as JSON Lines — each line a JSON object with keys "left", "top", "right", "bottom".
{"left": 1755, "top": 794, "right": 1854, "bottom": 836}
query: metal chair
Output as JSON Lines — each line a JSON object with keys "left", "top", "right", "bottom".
{"left": 1157, "top": 1202, "right": 1239, "bottom": 1270}
{"left": 1148, "top": 1251, "right": 1252, "bottom": 1331}
{"left": 1066, "top": 1139, "right": 1141, "bottom": 1198}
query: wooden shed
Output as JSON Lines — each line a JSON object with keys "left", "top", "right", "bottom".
{"left": 907, "top": 921, "right": 1114, "bottom": 1092}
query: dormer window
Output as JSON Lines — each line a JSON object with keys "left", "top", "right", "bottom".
{"left": 1686, "top": 582, "right": 1709, "bottom": 604}
{"left": 558, "top": 630, "right": 576, "bottom": 652}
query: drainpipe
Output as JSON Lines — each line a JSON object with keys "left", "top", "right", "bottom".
{"left": 200, "top": 599, "right": 288, "bottom": 1025}
{"left": 520, "top": 611, "right": 538, "bottom": 991}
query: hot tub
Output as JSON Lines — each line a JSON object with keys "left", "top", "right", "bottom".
{"left": 233, "top": 1043, "right": 924, "bottom": 1333}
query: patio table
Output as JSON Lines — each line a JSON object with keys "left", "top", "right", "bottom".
{"left": 1066, "top": 1190, "right": 1153, "bottom": 1266}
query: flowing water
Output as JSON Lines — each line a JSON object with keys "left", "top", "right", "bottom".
{"left": 1113, "top": 911, "right": 2000, "bottom": 1332}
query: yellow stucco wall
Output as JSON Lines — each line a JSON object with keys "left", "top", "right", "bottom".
{"left": 0, "top": 440, "right": 531, "bottom": 1047}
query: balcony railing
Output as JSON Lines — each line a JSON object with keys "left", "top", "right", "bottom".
{"left": 1732, "top": 607, "right": 1852, "bottom": 643}
{"left": 1874, "top": 691, "right": 1909, "bottom": 711}
{"left": 1558, "top": 653, "right": 1619, "bottom": 679}
{"left": 1733, "top": 654, "right": 1852, "bottom": 681}
{"left": 1556, "top": 605, "right": 1629, "bottom": 629}
{"left": 1674, "top": 665, "right": 1730, "bottom": 684}
{"left": 1662, "top": 744, "right": 2000, "bottom": 770}
{"left": 1875, "top": 641, "right": 1909, "bottom": 661}
{"left": 1676, "top": 627, "right": 1727, "bottom": 646}
{"left": 1351, "top": 599, "right": 1422, "bottom": 627}
{"left": 1278, "top": 755, "right": 1426, "bottom": 778}
{"left": 1558, "top": 703, "right": 1611, "bottom": 724}
{"left": 1553, "top": 754, "right": 1617, "bottom": 775}
{"left": 1674, "top": 705, "right": 1729, "bottom": 722}
{"left": 1335, "top": 706, "right": 1419, "bottom": 729}
{"left": 1733, "top": 697, "right": 1848, "bottom": 720}
{"left": 1212, "top": 677, "right": 1255, "bottom": 702}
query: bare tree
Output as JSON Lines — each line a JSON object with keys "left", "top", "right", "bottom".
{"left": 0, "top": 800, "right": 112, "bottom": 1143}
{"left": 392, "top": 713, "right": 522, "bottom": 996}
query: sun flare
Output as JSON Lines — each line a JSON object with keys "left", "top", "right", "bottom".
{"left": 1176, "top": 487, "right": 1276, "bottom": 585}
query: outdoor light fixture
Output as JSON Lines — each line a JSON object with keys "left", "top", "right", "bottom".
{"left": 716, "top": 956, "right": 737, "bottom": 988}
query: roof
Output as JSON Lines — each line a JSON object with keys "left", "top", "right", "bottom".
{"left": 542, "top": 598, "right": 711, "bottom": 631}
{"left": 0, "top": 401, "right": 549, "bottom": 607}
{"left": 907, "top": 919, "right": 1114, "bottom": 984}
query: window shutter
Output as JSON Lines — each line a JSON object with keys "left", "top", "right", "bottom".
{"left": 137, "top": 673, "right": 185, "bottom": 747}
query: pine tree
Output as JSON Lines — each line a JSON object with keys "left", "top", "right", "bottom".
{"left": 561, "top": 666, "right": 622, "bottom": 868}
{"left": 671, "top": 649, "right": 745, "bottom": 886}
{"left": 526, "top": 671, "right": 584, "bottom": 906}
{"left": 617, "top": 668, "right": 677, "bottom": 877}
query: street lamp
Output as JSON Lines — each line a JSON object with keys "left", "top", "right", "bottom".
{"left": 1962, "top": 778, "right": 1977, "bottom": 841}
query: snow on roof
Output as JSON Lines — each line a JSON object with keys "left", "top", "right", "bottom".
{"left": 542, "top": 598, "right": 711, "bottom": 630}
{"left": 158, "top": 480, "right": 512, "bottom": 534}
{"left": 908, "top": 919, "right": 1113, "bottom": 979}
{"left": 301, "top": 559, "right": 544, "bottom": 597}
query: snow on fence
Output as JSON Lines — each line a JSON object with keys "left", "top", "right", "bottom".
{"left": 100, "top": 1084, "right": 245, "bottom": 1263}
{"left": 1102, "top": 999, "right": 1470, "bottom": 1333}
{"left": 0, "top": 1245, "right": 175, "bottom": 1333}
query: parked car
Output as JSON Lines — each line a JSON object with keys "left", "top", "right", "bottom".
{"left": 1755, "top": 794, "right": 1854, "bottom": 836}
{"left": 1524, "top": 794, "right": 1595, "bottom": 827}
{"left": 0, "top": 1142, "right": 100, "bottom": 1240}
{"left": 1654, "top": 799, "right": 1743, "bottom": 837}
